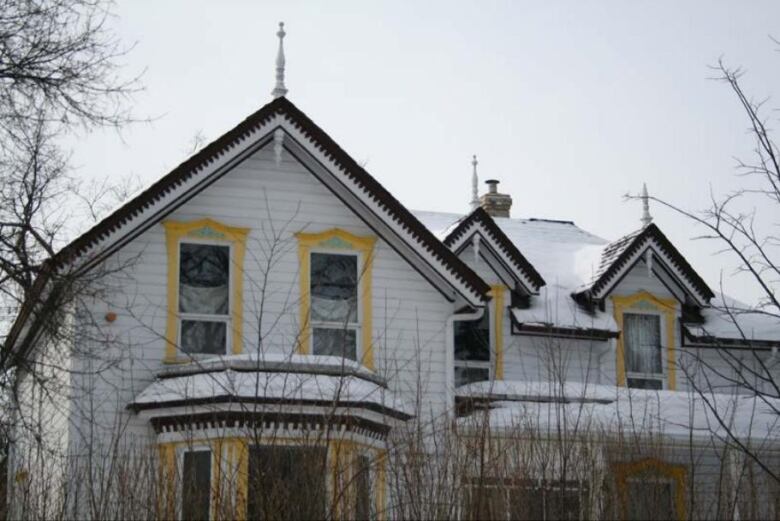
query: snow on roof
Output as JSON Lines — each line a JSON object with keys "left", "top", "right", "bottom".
{"left": 414, "top": 211, "right": 614, "bottom": 332}
{"left": 457, "top": 380, "right": 780, "bottom": 443}
{"left": 689, "top": 294, "right": 780, "bottom": 343}
{"left": 412, "top": 210, "right": 464, "bottom": 241}
{"left": 414, "top": 211, "right": 779, "bottom": 342}
{"left": 131, "top": 353, "right": 413, "bottom": 416}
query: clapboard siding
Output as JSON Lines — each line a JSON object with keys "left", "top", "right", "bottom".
{"left": 67, "top": 143, "right": 455, "bottom": 448}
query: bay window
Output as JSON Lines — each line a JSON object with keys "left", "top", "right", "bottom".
{"left": 246, "top": 445, "right": 327, "bottom": 520}
{"left": 181, "top": 449, "right": 211, "bottom": 520}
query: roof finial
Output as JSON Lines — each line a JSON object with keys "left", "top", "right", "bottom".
{"left": 471, "top": 155, "right": 479, "bottom": 211}
{"left": 271, "top": 22, "right": 288, "bottom": 99}
{"left": 641, "top": 182, "right": 653, "bottom": 227}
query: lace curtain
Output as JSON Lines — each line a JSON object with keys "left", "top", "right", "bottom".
{"left": 624, "top": 313, "right": 662, "bottom": 374}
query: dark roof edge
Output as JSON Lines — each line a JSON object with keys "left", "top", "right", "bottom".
{"left": 127, "top": 395, "right": 413, "bottom": 420}
{"left": 276, "top": 99, "right": 491, "bottom": 300}
{"left": 585, "top": 224, "right": 714, "bottom": 303}
{"left": 5, "top": 97, "right": 492, "bottom": 357}
{"left": 680, "top": 324, "right": 779, "bottom": 350}
{"left": 509, "top": 313, "right": 618, "bottom": 341}
{"left": 443, "top": 208, "right": 546, "bottom": 290}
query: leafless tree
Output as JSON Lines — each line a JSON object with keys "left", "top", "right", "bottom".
{"left": 0, "top": 1, "right": 140, "bottom": 513}
{"left": 629, "top": 50, "right": 780, "bottom": 486}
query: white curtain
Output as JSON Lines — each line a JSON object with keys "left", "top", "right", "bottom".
{"left": 624, "top": 313, "right": 661, "bottom": 374}
{"left": 311, "top": 295, "right": 356, "bottom": 323}
{"left": 179, "top": 284, "right": 229, "bottom": 315}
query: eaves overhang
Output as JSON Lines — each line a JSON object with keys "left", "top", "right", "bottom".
{"left": 5, "top": 97, "right": 492, "bottom": 357}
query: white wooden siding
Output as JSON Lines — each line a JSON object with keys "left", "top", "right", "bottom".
{"left": 68, "top": 143, "right": 456, "bottom": 449}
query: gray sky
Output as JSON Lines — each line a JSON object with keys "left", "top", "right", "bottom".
{"left": 68, "top": 1, "right": 780, "bottom": 305}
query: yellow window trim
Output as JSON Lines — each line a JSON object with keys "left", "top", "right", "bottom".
{"left": 158, "top": 439, "right": 224, "bottom": 520}
{"left": 161, "top": 436, "right": 385, "bottom": 520}
{"left": 613, "top": 457, "right": 687, "bottom": 521}
{"left": 612, "top": 290, "right": 678, "bottom": 390}
{"left": 490, "top": 285, "right": 506, "bottom": 380}
{"left": 163, "top": 219, "right": 249, "bottom": 363}
{"left": 296, "top": 228, "right": 377, "bottom": 369}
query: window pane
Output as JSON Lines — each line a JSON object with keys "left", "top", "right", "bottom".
{"left": 182, "top": 451, "right": 210, "bottom": 521}
{"left": 509, "top": 486, "right": 544, "bottom": 521}
{"left": 455, "top": 366, "right": 490, "bottom": 387}
{"left": 454, "top": 310, "right": 490, "bottom": 361}
{"left": 311, "top": 253, "right": 358, "bottom": 323}
{"left": 247, "top": 445, "right": 327, "bottom": 520}
{"left": 354, "top": 455, "right": 371, "bottom": 521}
{"left": 181, "top": 320, "right": 227, "bottom": 354}
{"left": 624, "top": 314, "right": 662, "bottom": 374}
{"left": 179, "top": 243, "right": 230, "bottom": 315}
{"left": 627, "top": 480, "right": 675, "bottom": 520}
{"left": 546, "top": 488, "right": 581, "bottom": 521}
{"left": 464, "top": 486, "right": 507, "bottom": 521}
{"left": 627, "top": 378, "right": 663, "bottom": 390}
{"left": 312, "top": 327, "right": 357, "bottom": 360}
{"left": 509, "top": 484, "right": 582, "bottom": 521}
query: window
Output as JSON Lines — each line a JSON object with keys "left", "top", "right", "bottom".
{"left": 246, "top": 445, "right": 327, "bottom": 520}
{"left": 623, "top": 313, "right": 663, "bottom": 389}
{"left": 454, "top": 309, "right": 490, "bottom": 386}
{"left": 297, "top": 230, "right": 376, "bottom": 367}
{"left": 614, "top": 458, "right": 686, "bottom": 521}
{"left": 164, "top": 219, "right": 249, "bottom": 361}
{"left": 181, "top": 449, "right": 211, "bottom": 520}
{"left": 626, "top": 479, "right": 675, "bottom": 520}
{"left": 464, "top": 480, "right": 583, "bottom": 521}
{"left": 613, "top": 292, "right": 678, "bottom": 390}
{"left": 354, "top": 454, "right": 372, "bottom": 520}
{"left": 310, "top": 252, "right": 359, "bottom": 360}
{"left": 178, "top": 243, "right": 231, "bottom": 354}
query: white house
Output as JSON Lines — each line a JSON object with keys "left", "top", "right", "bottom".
{"left": 5, "top": 24, "right": 780, "bottom": 520}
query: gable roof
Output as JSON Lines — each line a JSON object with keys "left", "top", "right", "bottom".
{"left": 5, "top": 96, "right": 493, "bottom": 357}
{"left": 578, "top": 223, "right": 714, "bottom": 305}
{"left": 442, "top": 208, "right": 546, "bottom": 294}
{"left": 416, "top": 211, "right": 617, "bottom": 335}
{"left": 53, "top": 97, "right": 485, "bottom": 302}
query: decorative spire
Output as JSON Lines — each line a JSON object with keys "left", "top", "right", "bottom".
{"left": 641, "top": 183, "right": 652, "bottom": 227}
{"left": 271, "top": 22, "right": 288, "bottom": 99}
{"left": 470, "top": 155, "right": 479, "bottom": 211}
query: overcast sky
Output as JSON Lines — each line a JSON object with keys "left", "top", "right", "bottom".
{"left": 67, "top": 1, "right": 780, "bottom": 305}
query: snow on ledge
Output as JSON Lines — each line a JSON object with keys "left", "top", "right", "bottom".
{"left": 131, "top": 367, "right": 413, "bottom": 418}
{"left": 158, "top": 353, "right": 380, "bottom": 382}
{"left": 456, "top": 380, "right": 780, "bottom": 443}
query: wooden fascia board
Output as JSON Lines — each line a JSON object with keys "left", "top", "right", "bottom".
{"left": 282, "top": 137, "right": 481, "bottom": 305}
{"left": 594, "top": 239, "right": 709, "bottom": 306}
{"left": 449, "top": 223, "right": 539, "bottom": 295}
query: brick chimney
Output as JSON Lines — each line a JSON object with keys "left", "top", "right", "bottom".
{"left": 480, "top": 179, "right": 512, "bottom": 218}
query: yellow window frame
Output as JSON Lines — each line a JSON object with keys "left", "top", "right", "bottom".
{"left": 163, "top": 219, "right": 249, "bottom": 362}
{"left": 613, "top": 457, "right": 687, "bottom": 521}
{"left": 169, "top": 437, "right": 388, "bottom": 521}
{"left": 612, "top": 290, "right": 678, "bottom": 390}
{"left": 296, "top": 228, "right": 376, "bottom": 369}
{"left": 491, "top": 285, "right": 506, "bottom": 380}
